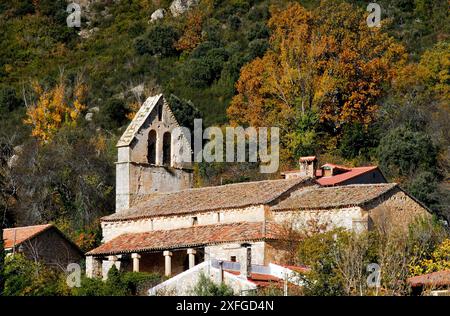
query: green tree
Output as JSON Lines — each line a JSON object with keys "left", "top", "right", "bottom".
{"left": 297, "top": 229, "right": 348, "bottom": 296}
{"left": 377, "top": 126, "right": 438, "bottom": 179}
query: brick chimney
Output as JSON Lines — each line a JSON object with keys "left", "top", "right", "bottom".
{"left": 299, "top": 156, "right": 317, "bottom": 177}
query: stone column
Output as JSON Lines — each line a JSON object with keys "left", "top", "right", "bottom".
{"left": 86, "top": 256, "right": 102, "bottom": 278}
{"left": 187, "top": 248, "right": 196, "bottom": 269}
{"left": 131, "top": 253, "right": 141, "bottom": 272}
{"left": 108, "top": 255, "right": 120, "bottom": 270}
{"left": 163, "top": 251, "right": 172, "bottom": 277}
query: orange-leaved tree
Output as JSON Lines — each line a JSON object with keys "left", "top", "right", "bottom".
{"left": 24, "top": 79, "right": 87, "bottom": 142}
{"left": 175, "top": 10, "right": 205, "bottom": 52}
{"left": 227, "top": 0, "right": 406, "bottom": 159}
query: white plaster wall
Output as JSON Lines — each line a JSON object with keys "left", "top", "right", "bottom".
{"left": 205, "top": 242, "right": 265, "bottom": 265}
{"left": 102, "top": 205, "right": 266, "bottom": 242}
{"left": 149, "top": 261, "right": 257, "bottom": 296}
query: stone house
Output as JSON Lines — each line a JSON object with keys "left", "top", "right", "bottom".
{"left": 3, "top": 224, "right": 83, "bottom": 268}
{"left": 282, "top": 156, "right": 387, "bottom": 186}
{"left": 85, "top": 94, "right": 432, "bottom": 280}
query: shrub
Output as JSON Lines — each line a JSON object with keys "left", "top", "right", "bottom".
{"left": 98, "top": 98, "right": 129, "bottom": 129}
{"left": 191, "top": 273, "right": 234, "bottom": 296}
{"left": 73, "top": 267, "right": 162, "bottom": 296}
{"left": 3, "top": 254, "right": 70, "bottom": 296}
{"left": 135, "top": 25, "right": 180, "bottom": 57}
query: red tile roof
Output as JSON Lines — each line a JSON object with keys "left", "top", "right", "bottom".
{"left": 407, "top": 270, "right": 450, "bottom": 287}
{"left": 272, "top": 183, "right": 398, "bottom": 210}
{"left": 86, "top": 222, "right": 285, "bottom": 256}
{"left": 103, "top": 178, "right": 311, "bottom": 222}
{"left": 316, "top": 166, "right": 379, "bottom": 186}
{"left": 279, "top": 264, "right": 311, "bottom": 274}
{"left": 225, "top": 270, "right": 282, "bottom": 287}
{"left": 3, "top": 224, "right": 53, "bottom": 249}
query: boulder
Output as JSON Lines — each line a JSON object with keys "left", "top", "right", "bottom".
{"left": 150, "top": 8, "right": 166, "bottom": 22}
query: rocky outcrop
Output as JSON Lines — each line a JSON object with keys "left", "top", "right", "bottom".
{"left": 85, "top": 106, "right": 100, "bottom": 121}
{"left": 169, "top": 0, "right": 200, "bottom": 17}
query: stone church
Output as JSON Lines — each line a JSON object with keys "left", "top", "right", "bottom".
{"left": 86, "top": 94, "right": 431, "bottom": 279}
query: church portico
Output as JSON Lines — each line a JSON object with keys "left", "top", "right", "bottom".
{"left": 85, "top": 221, "right": 286, "bottom": 278}
{"left": 88, "top": 247, "right": 206, "bottom": 279}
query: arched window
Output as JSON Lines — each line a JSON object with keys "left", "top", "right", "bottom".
{"left": 147, "top": 130, "right": 156, "bottom": 164}
{"left": 162, "top": 132, "right": 171, "bottom": 166}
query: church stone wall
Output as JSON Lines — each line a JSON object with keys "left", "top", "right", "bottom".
{"left": 102, "top": 205, "right": 266, "bottom": 242}
{"left": 270, "top": 207, "right": 365, "bottom": 233}
{"left": 366, "top": 187, "right": 431, "bottom": 232}
{"left": 115, "top": 96, "right": 193, "bottom": 211}
{"left": 205, "top": 242, "right": 266, "bottom": 266}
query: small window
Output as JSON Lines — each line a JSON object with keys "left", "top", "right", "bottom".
{"left": 192, "top": 217, "right": 198, "bottom": 226}
{"left": 230, "top": 256, "right": 237, "bottom": 262}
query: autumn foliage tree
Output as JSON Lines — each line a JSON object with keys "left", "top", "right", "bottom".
{"left": 227, "top": 0, "right": 406, "bottom": 161}
{"left": 175, "top": 10, "right": 204, "bottom": 52}
{"left": 24, "top": 79, "right": 87, "bottom": 142}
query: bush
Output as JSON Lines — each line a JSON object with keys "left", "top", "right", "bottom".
{"left": 191, "top": 273, "right": 234, "bottom": 296}
{"left": 98, "top": 98, "right": 129, "bottom": 129}
{"left": 0, "top": 86, "right": 22, "bottom": 113}
{"left": 338, "top": 123, "right": 377, "bottom": 160}
{"left": 184, "top": 48, "right": 229, "bottom": 88}
{"left": 135, "top": 25, "right": 180, "bottom": 57}
{"left": 3, "top": 254, "right": 70, "bottom": 296}
{"left": 73, "top": 267, "right": 162, "bottom": 296}
{"left": 406, "top": 171, "right": 440, "bottom": 207}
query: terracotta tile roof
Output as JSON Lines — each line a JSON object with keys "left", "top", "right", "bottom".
{"left": 3, "top": 224, "right": 53, "bottom": 249}
{"left": 317, "top": 166, "right": 379, "bottom": 186}
{"left": 279, "top": 264, "right": 311, "bottom": 274}
{"left": 225, "top": 270, "right": 282, "bottom": 287}
{"left": 272, "top": 183, "right": 398, "bottom": 211}
{"left": 103, "top": 178, "right": 311, "bottom": 222}
{"left": 86, "top": 222, "right": 284, "bottom": 256}
{"left": 407, "top": 270, "right": 450, "bottom": 287}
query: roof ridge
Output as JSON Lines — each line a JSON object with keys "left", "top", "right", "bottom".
{"left": 133, "top": 177, "right": 309, "bottom": 199}
{"left": 315, "top": 183, "right": 397, "bottom": 190}
{"left": 3, "top": 223, "right": 52, "bottom": 231}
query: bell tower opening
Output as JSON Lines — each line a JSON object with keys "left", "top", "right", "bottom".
{"left": 162, "top": 132, "right": 171, "bottom": 166}
{"left": 148, "top": 130, "right": 157, "bottom": 164}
